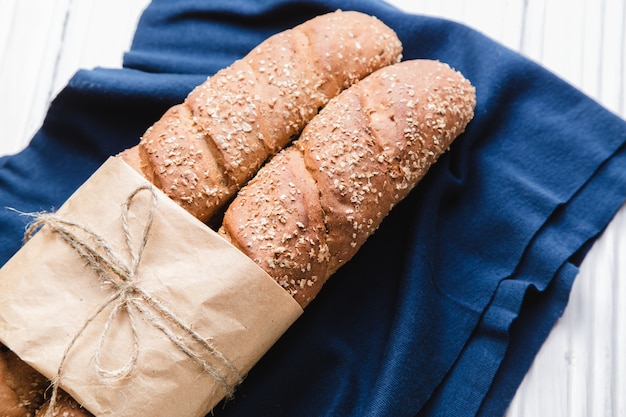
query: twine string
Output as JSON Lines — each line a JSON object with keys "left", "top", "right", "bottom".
{"left": 21, "top": 185, "right": 242, "bottom": 416}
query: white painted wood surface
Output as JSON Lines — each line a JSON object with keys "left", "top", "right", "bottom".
{"left": 0, "top": 1, "right": 625, "bottom": 415}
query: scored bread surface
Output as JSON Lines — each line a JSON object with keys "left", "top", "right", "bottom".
{"left": 219, "top": 59, "right": 476, "bottom": 307}
{"left": 121, "top": 11, "right": 403, "bottom": 223}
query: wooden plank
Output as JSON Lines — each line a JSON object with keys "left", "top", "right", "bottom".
{"left": 51, "top": 0, "right": 149, "bottom": 96}
{"left": 388, "top": 0, "right": 526, "bottom": 52}
{"left": 598, "top": 0, "right": 626, "bottom": 115}
{"left": 0, "top": 0, "right": 71, "bottom": 155}
{"left": 0, "top": 0, "right": 148, "bottom": 156}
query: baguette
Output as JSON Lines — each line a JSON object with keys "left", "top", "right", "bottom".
{"left": 34, "top": 392, "right": 89, "bottom": 417}
{"left": 0, "top": 349, "right": 89, "bottom": 417}
{"left": 218, "top": 59, "right": 476, "bottom": 307}
{"left": 120, "top": 10, "right": 402, "bottom": 223}
{"left": 0, "top": 349, "right": 48, "bottom": 417}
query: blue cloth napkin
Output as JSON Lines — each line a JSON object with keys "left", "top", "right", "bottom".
{"left": 2, "top": 0, "right": 626, "bottom": 416}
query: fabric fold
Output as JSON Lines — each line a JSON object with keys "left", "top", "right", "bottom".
{"left": 421, "top": 138, "right": 626, "bottom": 416}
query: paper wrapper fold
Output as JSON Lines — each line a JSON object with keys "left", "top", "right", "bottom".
{"left": 0, "top": 157, "right": 303, "bottom": 417}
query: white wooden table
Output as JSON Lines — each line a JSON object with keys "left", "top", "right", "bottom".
{"left": 1, "top": 1, "right": 625, "bottom": 415}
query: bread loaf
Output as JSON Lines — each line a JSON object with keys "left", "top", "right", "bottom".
{"left": 120, "top": 10, "right": 402, "bottom": 223}
{"left": 0, "top": 348, "right": 90, "bottom": 417}
{"left": 0, "top": 349, "right": 48, "bottom": 417}
{"left": 34, "top": 391, "right": 90, "bottom": 417}
{"left": 218, "top": 59, "right": 476, "bottom": 307}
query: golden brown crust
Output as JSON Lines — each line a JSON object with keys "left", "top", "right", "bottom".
{"left": 297, "top": 87, "right": 382, "bottom": 275}
{"left": 220, "top": 59, "right": 476, "bottom": 307}
{"left": 305, "top": 11, "right": 404, "bottom": 94}
{"left": 129, "top": 10, "right": 402, "bottom": 223}
{"left": 220, "top": 147, "right": 329, "bottom": 306}
{"left": 34, "top": 390, "right": 93, "bottom": 417}
{"left": 243, "top": 28, "right": 324, "bottom": 152}
{"left": 184, "top": 58, "right": 271, "bottom": 186}
{"left": 0, "top": 348, "right": 48, "bottom": 417}
{"left": 138, "top": 104, "right": 233, "bottom": 222}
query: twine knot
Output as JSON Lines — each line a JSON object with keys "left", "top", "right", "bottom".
{"left": 22, "top": 185, "right": 242, "bottom": 416}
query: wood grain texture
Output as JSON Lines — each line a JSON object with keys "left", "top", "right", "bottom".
{"left": 0, "top": 1, "right": 625, "bottom": 415}
{"left": 0, "top": 0, "right": 149, "bottom": 156}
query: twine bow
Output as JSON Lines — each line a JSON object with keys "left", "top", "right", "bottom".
{"left": 22, "top": 185, "right": 242, "bottom": 415}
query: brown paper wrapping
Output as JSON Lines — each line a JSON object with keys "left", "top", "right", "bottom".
{"left": 0, "top": 157, "right": 303, "bottom": 417}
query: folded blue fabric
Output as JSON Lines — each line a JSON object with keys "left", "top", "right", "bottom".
{"left": 1, "top": 0, "right": 625, "bottom": 416}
